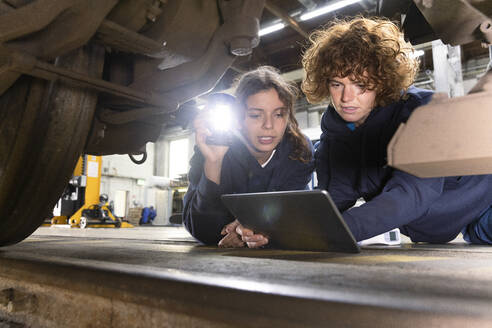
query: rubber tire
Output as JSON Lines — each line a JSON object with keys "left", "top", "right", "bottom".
{"left": 0, "top": 44, "right": 104, "bottom": 246}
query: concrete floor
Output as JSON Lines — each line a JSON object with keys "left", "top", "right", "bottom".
{"left": 1, "top": 226, "right": 492, "bottom": 327}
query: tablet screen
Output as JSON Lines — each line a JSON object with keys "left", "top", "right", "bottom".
{"left": 221, "top": 190, "right": 360, "bottom": 253}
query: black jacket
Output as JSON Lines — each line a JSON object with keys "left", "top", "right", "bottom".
{"left": 316, "top": 86, "right": 492, "bottom": 242}
{"left": 183, "top": 134, "right": 314, "bottom": 244}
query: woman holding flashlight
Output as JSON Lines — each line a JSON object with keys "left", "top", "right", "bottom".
{"left": 183, "top": 66, "right": 314, "bottom": 247}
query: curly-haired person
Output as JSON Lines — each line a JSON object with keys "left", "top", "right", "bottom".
{"left": 302, "top": 16, "right": 492, "bottom": 244}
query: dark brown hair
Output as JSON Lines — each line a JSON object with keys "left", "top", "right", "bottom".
{"left": 233, "top": 66, "right": 312, "bottom": 163}
{"left": 301, "top": 16, "right": 419, "bottom": 107}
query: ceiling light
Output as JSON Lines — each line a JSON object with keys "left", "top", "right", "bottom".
{"left": 300, "top": 0, "right": 363, "bottom": 21}
{"left": 259, "top": 23, "right": 285, "bottom": 36}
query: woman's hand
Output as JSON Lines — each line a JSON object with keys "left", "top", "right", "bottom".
{"left": 194, "top": 113, "right": 230, "bottom": 184}
{"left": 236, "top": 223, "right": 269, "bottom": 248}
{"left": 218, "top": 220, "right": 245, "bottom": 248}
{"left": 218, "top": 220, "right": 269, "bottom": 248}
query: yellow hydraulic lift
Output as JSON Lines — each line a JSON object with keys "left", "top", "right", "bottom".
{"left": 51, "top": 155, "right": 133, "bottom": 228}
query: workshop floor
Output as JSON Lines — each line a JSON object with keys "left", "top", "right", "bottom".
{"left": 1, "top": 226, "right": 491, "bottom": 327}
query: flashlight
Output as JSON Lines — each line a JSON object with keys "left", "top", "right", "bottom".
{"left": 204, "top": 93, "right": 236, "bottom": 146}
{"left": 208, "top": 103, "right": 233, "bottom": 132}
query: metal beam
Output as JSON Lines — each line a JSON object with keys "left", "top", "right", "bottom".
{"left": 1, "top": 48, "right": 151, "bottom": 103}
{"left": 296, "top": 0, "right": 317, "bottom": 10}
{"left": 264, "top": 0, "right": 309, "bottom": 39}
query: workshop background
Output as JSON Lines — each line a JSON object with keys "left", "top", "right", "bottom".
{"left": 94, "top": 0, "right": 491, "bottom": 227}
{"left": 3, "top": 1, "right": 492, "bottom": 327}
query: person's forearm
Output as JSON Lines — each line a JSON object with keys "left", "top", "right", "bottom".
{"left": 343, "top": 172, "right": 444, "bottom": 241}
{"left": 203, "top": 158, "right": 223, "bottom": 185}
{"left": 183, "top": 195, "right": 230, "bottom": 245}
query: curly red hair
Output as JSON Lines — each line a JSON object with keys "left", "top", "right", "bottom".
{"left": 301, "top": 16, "right": 419, "bottom": 107}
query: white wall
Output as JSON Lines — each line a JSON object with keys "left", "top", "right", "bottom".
{"left": 99, "top": 131, "right": 195, "bottom": 225}
{"left": 100, "top": 143, "right": 164, "bottom": 223}
{"left": 155, "top": 128, "right": 195, "bottom": 177}
{"left": 152, "top": 131, "right": 195, "bottom": 225}
{"left": 463, "top": 78, "right": 479, "bottom": 94}
{"left": 101, "top": 143, "right": 155, "bottom": 180}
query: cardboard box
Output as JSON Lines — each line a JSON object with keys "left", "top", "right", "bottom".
{"left": 126, "top": 207, "right": 143, "bottom": 226}
{"left": 388, "top": 88, "right": 492, "bottom": 178}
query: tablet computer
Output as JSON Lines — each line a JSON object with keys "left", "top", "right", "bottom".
{"left": 221, "top": 190, "right": 360, "bottom": 253}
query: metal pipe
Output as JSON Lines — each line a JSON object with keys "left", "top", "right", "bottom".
{"left": 264, "top": 0, "right": 309, "bottom": 39}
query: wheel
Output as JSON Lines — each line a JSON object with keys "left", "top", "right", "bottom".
{"left": 79, "top": 217, "right": 88, "bottom": 229}
{"left": 0, "top": 44, "right": 104, "bottom": 246}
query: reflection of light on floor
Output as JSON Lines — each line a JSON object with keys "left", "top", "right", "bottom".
{"left": 21, "top": 238, "right": 62, "bottom": 243}
{"left": 130, "top": 243, "right": 197, "bottom": 253}
{"left": 262, "top": 204, "right": 280, "bottom": 224}
{"left": 223, "top": 249, "right": 315, "bottom": 257}
{"left": 22, "top": 239, "right": 109, "bottom": 245}
{"left": 458, "top": 266, "right": 492, "bottom": 279}
{"left": 32, "top": 226, "right": 196, "bottom": 242}
{"left": 323, "top": 255, "right": 448, "bottom": 264}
